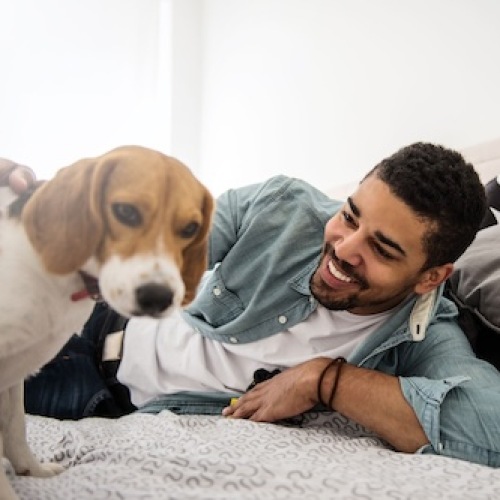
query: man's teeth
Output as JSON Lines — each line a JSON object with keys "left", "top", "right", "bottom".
{"left": 328, "top": 260, "right": 353, "bottom": 282}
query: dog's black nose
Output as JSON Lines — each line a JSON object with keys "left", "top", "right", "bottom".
{"left": 135, "top": 283, "right": 173, "bottom": 316}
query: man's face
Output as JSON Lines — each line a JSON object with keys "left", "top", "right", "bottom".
{"left": 310, "top": 175, "right": 433, "bottom": 315}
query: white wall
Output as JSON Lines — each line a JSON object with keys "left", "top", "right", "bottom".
{"left": 2, "top": 0, "right": 500, "bottom": 197}
{"left": 198, "top": 0, "right": 500, "bottom": 195}
{"left": 0, "top": 0, "right": 169, "bottom": 179}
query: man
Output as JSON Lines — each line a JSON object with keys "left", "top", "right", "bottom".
{"left": 2, "top": 143, "right": 499, "bottom": 467}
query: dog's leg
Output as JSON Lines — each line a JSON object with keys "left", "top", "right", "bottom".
{"left": 0, "top": 427, "right": 19, "bottom": 500}
{"left": 1, "top": 384, "right": 64, "bottom": 479}
{"left": 1, "top": 389, "right": 22, "bottom": 500}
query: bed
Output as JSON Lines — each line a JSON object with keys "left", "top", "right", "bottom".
{"left": 9, "top": 137, "right": 500, "bottom": 499}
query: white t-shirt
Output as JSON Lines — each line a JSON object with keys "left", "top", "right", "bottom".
{"left": 118, "top": 304, "right": 396, "bottom": 407}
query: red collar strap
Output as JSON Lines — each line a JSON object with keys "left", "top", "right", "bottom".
{"left": 71, "top": 271, "right": 102, "bottom": 302}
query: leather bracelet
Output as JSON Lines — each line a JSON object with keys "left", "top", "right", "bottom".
{"left": 317, "top": 359, "right": 336, "bottom": 406}
{"left": 328, "top": 357, "right": 347, "bottom": 408}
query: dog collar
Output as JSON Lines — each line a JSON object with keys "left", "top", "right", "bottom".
{"left": 71, "top": 271, "right": 102, "bottom": 302}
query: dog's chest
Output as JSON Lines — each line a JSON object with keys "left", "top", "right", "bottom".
{"left": 0, "top": 208, "right": 94, "bottom": 360}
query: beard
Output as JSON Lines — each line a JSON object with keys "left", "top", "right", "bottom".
{"left": 311, "top": 288, "right": 355, "bottom": 310}
{"left": 310, "top": 270, "right": 363, "bottom": 310}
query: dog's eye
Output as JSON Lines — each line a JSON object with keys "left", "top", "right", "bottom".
{"left": 180, "top": 221, "right": 200, "bottom": 238}
{"left": 112, "top": 203, "right": 142, "bottom": 227}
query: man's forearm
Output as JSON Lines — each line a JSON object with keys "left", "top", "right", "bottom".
{"left": 319, "top": 361, "right": 429, "bottom": 453}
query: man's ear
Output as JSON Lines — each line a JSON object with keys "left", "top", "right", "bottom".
{"left": 414, "top": 263, "right": 454, "bottom": 294}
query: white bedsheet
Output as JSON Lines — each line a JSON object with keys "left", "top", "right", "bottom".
{"left": 8, "top": 411, "right": 500, "bottom": 499}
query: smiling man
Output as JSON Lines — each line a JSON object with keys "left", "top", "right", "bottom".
{"left": 15, "top": 143, "right": 500, "bottom": 468}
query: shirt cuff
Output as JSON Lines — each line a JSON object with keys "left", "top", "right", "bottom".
{"left": 400, "top": 375, "right": 470, "bottom": 452}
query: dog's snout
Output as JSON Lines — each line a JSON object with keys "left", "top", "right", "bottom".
{"left": 135, "top": 283, "right": 173, "bottom": 316}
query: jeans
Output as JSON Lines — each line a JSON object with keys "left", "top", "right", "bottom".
{"left": 24, "top": 302, "right": 135, "bottom": 419}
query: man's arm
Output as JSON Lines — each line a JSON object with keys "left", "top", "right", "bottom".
{"left": 222, "top": 357, "right": 429, "bottom": 453}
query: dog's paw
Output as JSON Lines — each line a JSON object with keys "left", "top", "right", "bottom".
{"left": 17, "top": 461, "right": 65, "bottom": 478}
{"left": 34, "top": 461, "right": 65, "bottom": 477}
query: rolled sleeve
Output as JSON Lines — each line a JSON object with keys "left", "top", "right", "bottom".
{"left": 400, "top": 375, "right": 470, "bottom": 452}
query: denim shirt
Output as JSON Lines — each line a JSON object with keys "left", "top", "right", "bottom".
{"left": 157, "top": 175, "right": 500, "bottom": 467}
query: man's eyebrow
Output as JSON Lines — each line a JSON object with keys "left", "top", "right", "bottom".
{"left": 374, "top": 230, "right": 406, "bottom": 256}
{"left": 347, "top": 197, "right": 360, "bottom": 217}
{"left": 347, "top": 197, "right": 406, "bottom": 257}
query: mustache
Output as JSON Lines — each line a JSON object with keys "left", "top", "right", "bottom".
{"left": 323, "top": 243, "right": 369, "bottom": 289}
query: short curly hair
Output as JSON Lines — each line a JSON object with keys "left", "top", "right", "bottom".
{"left": 365, "top": 142, "right": 487, "bottom": 269}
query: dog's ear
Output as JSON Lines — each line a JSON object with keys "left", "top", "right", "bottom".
{"left": 22, "top": 157, "right": 111, "bottom": 275}
{"left": 181, "top": 186, "right": 214, "bottom": 305}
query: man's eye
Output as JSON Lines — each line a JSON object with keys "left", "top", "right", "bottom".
{"left": 342, "top": 210, "right": 356, "bottom": 226}
{"left": 112, "top": 203, "right": 142, "bottom": 227}
{"left": 180, "top": 221, "right": 200, "bottom": 238}
{"left": 373, "top": 243, "right": 395, "bottom": 260}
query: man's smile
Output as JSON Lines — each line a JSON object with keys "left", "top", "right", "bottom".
{"left": 318, "top": 243, "right": 368, "bottom": 291}
{"left": 327, "top": 259, "right": 354, "bottom": 283}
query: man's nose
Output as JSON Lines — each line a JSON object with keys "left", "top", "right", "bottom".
{"left": 333, "top": 232, "right": 363, "bottom": 267}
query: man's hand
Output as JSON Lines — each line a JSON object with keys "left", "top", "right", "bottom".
{"left": 223, "top": 357, "right": 429, "bottom": 453}
{"left": 222, "top": 358, "right": 330, "bottom": 422}
{"left": 0, "top": 158, "right": 36, "bottom": 194}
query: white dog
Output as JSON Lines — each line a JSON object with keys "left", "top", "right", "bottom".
{"left": 0, "top": 146, "right": 213, "bottom": 498}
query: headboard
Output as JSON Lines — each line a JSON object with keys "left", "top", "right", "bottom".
{"left": 461, "top": 136, "right": 500, "bottom": 183}
{"left": 326, "top": 137, "right": 500, "bottom": 200}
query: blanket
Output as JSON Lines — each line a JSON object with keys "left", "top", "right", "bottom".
{"left": 9, "top": 411, "right": 500, "bottom": 499}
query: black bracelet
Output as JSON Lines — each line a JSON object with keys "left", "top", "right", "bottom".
{"left": 328, "top": 357, "right": 347, "bottom": 408}
{"left": 317, "top": 360, "right": 336, "bottom": 406}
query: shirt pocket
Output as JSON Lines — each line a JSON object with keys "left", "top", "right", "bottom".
{"left": 185, "top": 267, "right": 245, "bottom": 327}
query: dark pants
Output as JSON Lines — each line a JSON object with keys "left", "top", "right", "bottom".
{"left": 24, "top": 302, "right": 136, "bottom": 420}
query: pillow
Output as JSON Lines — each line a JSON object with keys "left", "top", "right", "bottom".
{"left": 448, "top": 223, "right": 500, "bottom": 333}
{"left": 479, "top": 176, "right": 500, "bottom": 229}
{"left": 447, "top": 179, "right": 500, "bottom": 368}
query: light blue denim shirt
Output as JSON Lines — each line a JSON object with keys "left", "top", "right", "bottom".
{"left": 165, "top": 175, "right": 500, "bottom": 467}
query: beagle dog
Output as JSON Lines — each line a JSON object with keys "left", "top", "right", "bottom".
{"left": 0, "top": 146, "right": 213, "bottom": 498}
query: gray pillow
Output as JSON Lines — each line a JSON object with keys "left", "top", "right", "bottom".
{"left": 480, "top": 177, "right": 500, "bottom": 229}
{"left": 448, "top": 223, "right": 500, "bottom": 334}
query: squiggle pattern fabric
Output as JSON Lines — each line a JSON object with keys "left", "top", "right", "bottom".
{"left": 8, "top": 412, "right": 500, "bottom": 499}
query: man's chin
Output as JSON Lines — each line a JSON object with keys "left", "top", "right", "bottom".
{"left": 310, "top": 273, "right": 358, "bottom": 311}
{"left": 314, "top": 295, "right": 356, "bottom": 311}
{"left": 310, "top": 285, "right": 357, "bottom": 311}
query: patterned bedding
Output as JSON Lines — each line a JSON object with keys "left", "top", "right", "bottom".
{"left": 9, "top": 411, "right": 500, "bottom": 499}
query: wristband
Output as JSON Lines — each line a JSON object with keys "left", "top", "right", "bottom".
{"left": 328, "top": 357, "right": 347, "bottom": 408}
{"left": 317, "top": 359, "right": 336, "bottom": 406}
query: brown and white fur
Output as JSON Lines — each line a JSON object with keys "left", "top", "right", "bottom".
{"left": 0, "top": 146, "right": 213, "bottom": 498}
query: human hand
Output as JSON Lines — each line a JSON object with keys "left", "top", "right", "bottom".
{"left": 222, "top": 358, "right": 331, "bottom": 422}
{"left": 0, "top": 158, "right": 36, "bottom": 194}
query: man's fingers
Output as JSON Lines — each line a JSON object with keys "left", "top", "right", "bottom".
{"left": 9, "top": 167, "right": 36, "bottom": 194}
{"left": 223, "top": 394, "right": 258, "bottom": 419}
{"left": 0, "top": 159, "right": 36, "bottom": 194}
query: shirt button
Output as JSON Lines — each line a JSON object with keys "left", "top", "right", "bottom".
{"left": 229, "top": 337, "right": 238, "bottom": 343}
{"left": 213, "top": 286, "right": 222, "bottom": 296}
{"left": 278, "top": 315, "right": 287, "bottom": 324}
